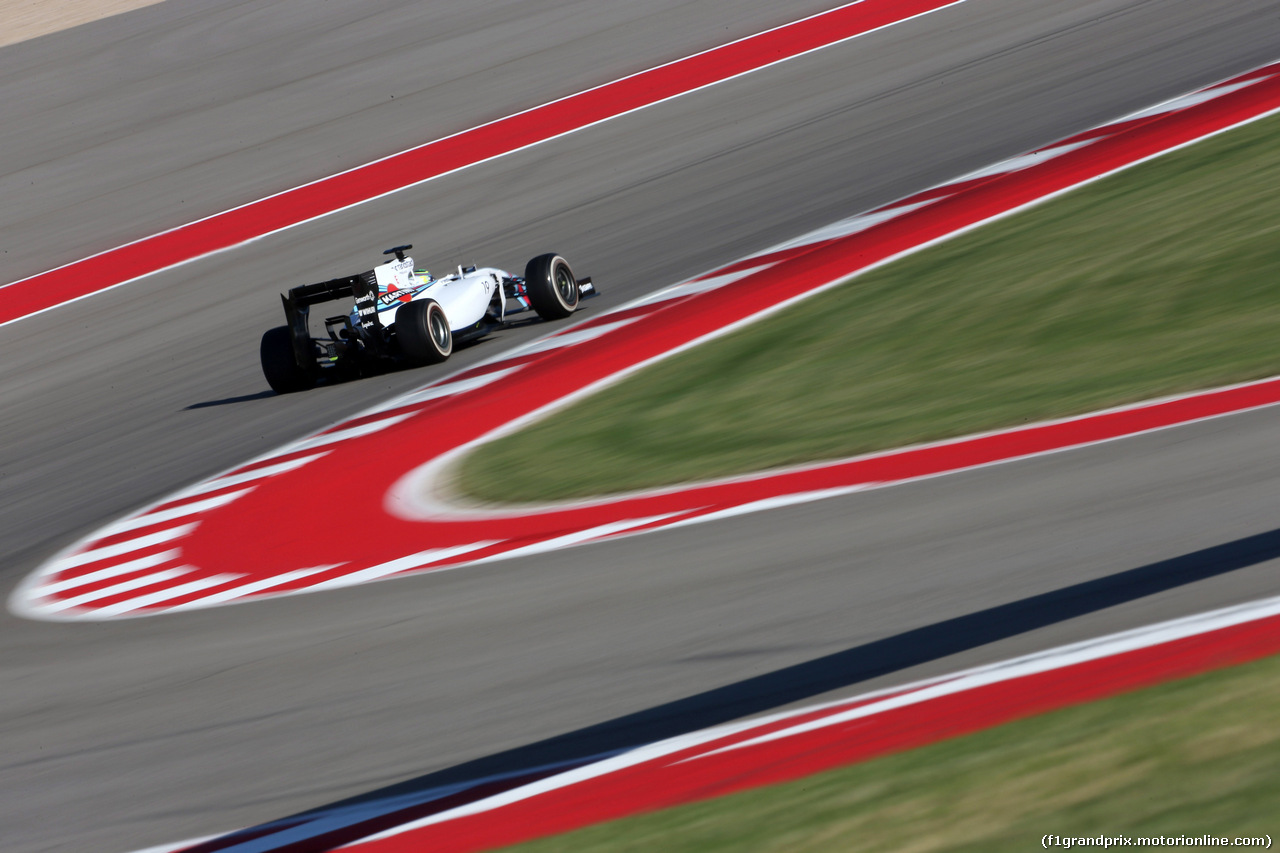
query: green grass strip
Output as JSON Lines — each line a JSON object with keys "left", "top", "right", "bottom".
{"left": 501, "top": 653, "right": 1280, "bottom": 853}
{"left": 459, "top": 112, "right": 1280, "bottom": 503}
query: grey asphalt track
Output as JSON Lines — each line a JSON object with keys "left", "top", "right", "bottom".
{"left": 3, "top": 1, "right": 1280, "bottom": 850}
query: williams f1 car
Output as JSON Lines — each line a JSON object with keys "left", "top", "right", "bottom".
{"left": 260, "top": 246, "right": 594, "bottom": 393}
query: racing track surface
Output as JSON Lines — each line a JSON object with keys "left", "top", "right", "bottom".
{"left": 3, "top": 1, "right": 1280, "bottom": 850}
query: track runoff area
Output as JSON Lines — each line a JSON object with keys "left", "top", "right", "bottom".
{"left": 13, "top": 49, "right": 1277, "bottom": 852}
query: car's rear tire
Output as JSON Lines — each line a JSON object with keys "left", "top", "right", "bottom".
{"left": 524, "top": 253, "right": 579, "bottom": 321}
{"left": 397, "top": 299, "right": 453, "bottom": 365}
{"left": 260, "top": 326, "right": 316, "bottom": 394}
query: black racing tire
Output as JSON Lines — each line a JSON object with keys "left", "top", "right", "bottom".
{"left": 397, "top": 299, "right": 453, "bottom": 365}
{"left": 260, "top": 326, "right": 316, "bottom": 394}
{"left": 524, "top": 253, "right": 579, "bottom": 321}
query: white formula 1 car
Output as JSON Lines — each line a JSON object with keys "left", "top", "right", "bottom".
{"left": 260, "top": 245, "right": 595, "bottom": 393}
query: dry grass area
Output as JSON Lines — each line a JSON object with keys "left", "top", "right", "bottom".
{"left": 0, "top": 0, "right": 165, "bottom": 48}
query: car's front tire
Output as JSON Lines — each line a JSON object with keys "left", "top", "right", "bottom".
{"left": 260, "top": 326, "right": 316, "bottom": 394}
{"left": 524, "top": 253, "right": 579, "bottom": 321}
{"left": 397, "top": 299, "right": 453, "bottom": 365}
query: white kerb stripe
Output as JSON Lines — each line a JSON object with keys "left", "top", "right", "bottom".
{"left": 172, "top": 453, "right": 330, "bottom": 500}
{"left": 98, "top": 489, "right": 254, "bottom": 537}
{"left": 661, "top": 485, "right": 874, "bottom": 530}
{"left": 1122, "top": 77, "right": 1264, "bottom": 122}
{"left": 484, "top": 514, "right": 686, "bottom": 563}
{"left": 636, "top": 264, "right": 778, "bottom": 307}
{"left": 167, "top": 565, "right": 343, "bottom": 611}
{"left": 307, "top": 542, "right": 497, "bottom": 591}
{"left": 766, "top": 199, "right": 939, "bottom": 252}
{"left": 39, "top": 568, "right": 192, "bottom": 613}
{"left": 956, "top": 139, "right": 1094, "bottom": 182}
{"left": 354, "top": 731, "right": 729, "bottom": 841}
{"left": 53, "top": 524, "right": 197, "bottom": 571}
{"left": 95, "top": 574, "right": 243, "bottom": 616}
{"left": 368, "top": 367, "right": 521, "bottom": 414}
{"left": 511, "top": 318, "right": 640, "bottom": 357}
{"left": 270, "top": 413, "right": 414, "bottom": 457}
{"left": 37, "top": 550, "right": 181, "bottom": 596}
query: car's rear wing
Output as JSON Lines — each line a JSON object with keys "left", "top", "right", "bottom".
{"left": 281, "top": 270, "right": 381, "bottom": 368}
